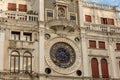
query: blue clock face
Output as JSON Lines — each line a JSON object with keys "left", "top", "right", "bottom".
{"left": 50, "top": 42, "right": 76, "bottom": 68}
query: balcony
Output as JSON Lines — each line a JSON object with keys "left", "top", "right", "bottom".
{"left": 9, "top": 40, "right": 34, "bottom": 50}
{"left": 84, "top": 23, "right": 120, "bottom": 33}
{"left": 0, "top": 11, "right": 38, "bottom": 22}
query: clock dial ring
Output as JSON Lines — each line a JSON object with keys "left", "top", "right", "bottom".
{"left": 45, "top": 38, "right": 81, "bottom": 74}
{"left": 50, "top": 42, "right": 76, "bottom": 68}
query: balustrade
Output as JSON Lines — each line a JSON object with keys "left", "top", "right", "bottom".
{"left": 0, "top": 11, "right": 38, "bottom": 22}
{"left": 84, "top": 23, "right": 120, "bottom": 33}
{"left": 82, "top": 1, "right": 117, "bottom": 11}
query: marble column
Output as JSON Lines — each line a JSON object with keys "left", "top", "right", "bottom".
{"left": 98, "top": 58, "right": 102, "bottom": 78}
{"left": 38, "top": 0, "right": 46, "bottom": 80}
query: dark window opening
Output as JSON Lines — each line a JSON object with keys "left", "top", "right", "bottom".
{"left": 23, "top": 33, "right": 32, "bottom": 41}
{"left": 47, "top": 12, "right": 53, "bottom": 17}
{"left": 70, "top": 16, "right": 76, "bottom": 20}
{"left": 11, "top": 31, "right": 20, "bottom": 40}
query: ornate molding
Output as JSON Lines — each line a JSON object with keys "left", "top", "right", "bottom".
{"left": 45, "top": 37, "right": 81, "bottom": 74}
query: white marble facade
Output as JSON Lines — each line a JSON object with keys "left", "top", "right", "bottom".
{"left": 0, "top": 0, "right": 120, "bottom": 80}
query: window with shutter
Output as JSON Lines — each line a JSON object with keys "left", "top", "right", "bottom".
{"left": 85, "top": 15, "right": 92, "bottom": 22}
{"left": 119, "top": 61, "right": 120, "bottom": 69}
{"left": 8, "top": 3, "right": 16, "bottom": 11}
{"left": 101, "top": 18, "right": 107, "bottom": 24}
{"left": 116, "top": 43, "right": 120, "bottom": 50}
{"left": 101, "top": 17, "right": 114, "bottom": 25}
{"left": 99, "top": 41, "right": 105, "bottom": 49}
{"left": 91, "top": 58, "right": 99, "bottom": 78}
{"left": 101, "top": 59, "right": 109, "bottom": 78}
{"left": 107, "top": 18, "right": 114, "bottom": 25}
{"left": 89, "top": 40, "right": 96, "bottom": 48}
{"left": 19, "top": 4, "right": 27, "bottom": 12}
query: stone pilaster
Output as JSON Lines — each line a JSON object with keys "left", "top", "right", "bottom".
{"left": 108, "top": 38, "right": 119, "bottom": 78}
{"left": 38, "top": 0, "right": 45, "bottom": 80}
{"left": 39, "top": 28, "right": 46, "bottom": 80}
{"left": 81, "top": 29, "right": 90, "bottom": 77}
{"left": 78, "top": 0, "right": 84, "bottom": 27}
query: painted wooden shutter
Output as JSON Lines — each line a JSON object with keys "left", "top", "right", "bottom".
{"left": 91, "top": 58, "right": 99, "bottom": 78}
{"left": 101, "top": 59, "right": 109, "bottom": 78}
{"left": 107, "top": 18, "right": 114, "bottom": 25}
{"left": 101, "top": 18, "right": 107, "bottom": 24}
{"left": 19, "top": 4, "right": 27, "bottom": 12}
{"left": 99, "top": 41, "right": 105, "bottom": 49}
{"left": 116, "top": 43, "right": 120, "bottom": 50}
{"left": 89, "top": 40, "right": 96, "bottom": 48}
{"left": 8, "top": 3, "right": 16, "bottom": 11}
{"left": 85, "top": 15, "right": 91, "bottom": 22}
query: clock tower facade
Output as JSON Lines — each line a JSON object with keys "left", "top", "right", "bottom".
{"left": 39, "top": 0, "right": 83, "bottom": 80}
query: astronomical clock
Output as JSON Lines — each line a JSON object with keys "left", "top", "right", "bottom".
{"left": 50, "top": 42, "right": 76, "bottom": 68}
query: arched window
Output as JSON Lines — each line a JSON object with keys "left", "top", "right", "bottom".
{"left": 10, "top": 51, "right": 20, "bottom": 72}
{"left": 23, "top": 52, "right": 32, "bottom": 73}
{"left": 101, "top": 59, "right": 109, "bottom": 78}
{"left": 91, "top": 58, "right": 99, "bottom": 78}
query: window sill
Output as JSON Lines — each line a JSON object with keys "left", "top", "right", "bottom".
{"left": 89, "top": 48, "right": 107, "bottom": 50}
{"left": 9, "top": 40, "right": 34, "bottom": 43}
{"left": 115, "top": 49, "right": 120, "bottom": 51}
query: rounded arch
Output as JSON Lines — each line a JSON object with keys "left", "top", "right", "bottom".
{"left": 23, "top": 51, "right": 32, "bottom": 73}
{"left": 11, "top": 50, "right": 20, "bottom": 56}
{"left": 91, "top": 58, "right": 99, "bottom": 78}
{"left": 10, "top": 50, "right": 20, "bottom": 72}
{"left": 23, "top": 51, "right": 32, "bottom": 56}
{"left": 101, "top": 58, "right": 109, "bottom": 78}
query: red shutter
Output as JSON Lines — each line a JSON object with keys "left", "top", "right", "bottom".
{"left": 89, "top": 40, "right": 96, "bottom": 48}
{"left": 119, "top": 61, "right": 120, "bottom": 68}
{"left": 91, "top": 58, "right": 99, "bottom": 78}
{"left": 101, "top": 59, "right": 109, "bottom": 78}
{"left": 101, "top": 18, "right": 107, "bottom": 24}
{"left": 116, "top": 43, "right": 120, "bottom": 50}
{"left": 107, "top": 18, "right": 114, "bottom": 25}
{"left": 99, "top": 41, "right": 105, "bottom": 49}
{"left": 101, "top": 18, "right": 104, "bottom": 24}
{"left": 85, "top": 15, "right": 92, "bottom": 22}
{"left": 8, "top": 3, "right": 16, "bottom": 11}
{"left": 19, "top": 4, "right": 27, "bottom": 12}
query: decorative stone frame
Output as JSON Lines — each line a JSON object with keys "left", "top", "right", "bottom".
{"left": 45, "top": 37, "right": 81, "bottom": 74}
{"left": 45, "top": 9, "right": 54, "bottom": 21}
{"left": 69, "top": 12, "right": 78, "bottom": 25}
